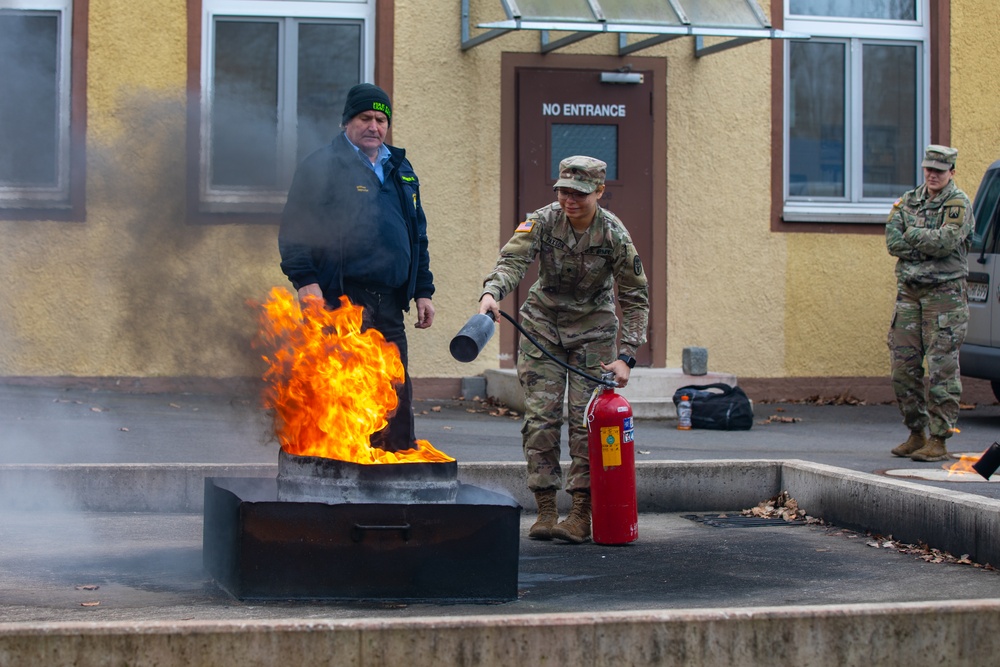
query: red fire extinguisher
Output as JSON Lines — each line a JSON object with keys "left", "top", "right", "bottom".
{"left": 586, "top": 379, "right": 638, "bottom": 545}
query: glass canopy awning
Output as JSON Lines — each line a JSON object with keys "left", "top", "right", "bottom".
{"left": 461, "top": 0, "right": 808, "bottom": 56}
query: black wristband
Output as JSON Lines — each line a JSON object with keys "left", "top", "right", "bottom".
{"left": 617, "top": 353, "right": 636, "bottom": 369}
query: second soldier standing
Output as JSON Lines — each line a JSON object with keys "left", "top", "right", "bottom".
{"left": 885, "top": 144, "right": 974, "bottom": 462}
{"left": 477, "top": 156, "right": 649, "bottom": 544}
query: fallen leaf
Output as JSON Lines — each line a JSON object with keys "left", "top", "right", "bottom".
{"left": 789, "top": 392, "right": 866, "bottom": 406}
{"left": 168, "top": 403, "right": 181, "bottom": 409}
{"left": 119, "top": 427, "right": 129, "bottom": 432}
{"left": 762, "top": 415, "right": 801, "bottom": 424}
{"left": 959, "top": 403, "right": 976, "bottom": 410}
{"left": 75, "top": 585, "right": 99, "bottom": 591}
{"left": 431, "top": 406, "right": 442, "bottom": 412}
{"left": 442, "top": 426, "right": 453, "bottom": 430}
{"left": 90, "top": 407, "right": 104, "bottom": 413}
{"left": 638, "top": 450, "right": 651, "bottom": 455}
{"left": 80, "top": 601, "right": 100, "bottom": 607}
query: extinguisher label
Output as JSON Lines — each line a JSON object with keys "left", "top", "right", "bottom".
{"left": 622, "top": 417, "right": 634, "bottom": 444}
{"left": 600, "top": 426, "right": 622, "bottom": 467}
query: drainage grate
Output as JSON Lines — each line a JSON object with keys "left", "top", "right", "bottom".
{"left": 683, "top": 514, "right": 804, "bottom": 528}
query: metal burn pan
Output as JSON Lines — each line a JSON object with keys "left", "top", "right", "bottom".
{"left": 276, "top": 450, "right": 460, "bottom": 504}
{"left": 203, "top": 476, "right": 521, "bottom": 602}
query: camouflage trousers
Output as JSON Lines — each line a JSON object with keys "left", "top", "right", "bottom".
{"left": 517, "top": 331, "right": 615, "bottom": 494}
{"left": 887, "top": 279, "right": 968, "bottom": 438}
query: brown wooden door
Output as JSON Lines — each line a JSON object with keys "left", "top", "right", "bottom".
{"left": 513, "top": 66, "right": 654, "bottom": 365}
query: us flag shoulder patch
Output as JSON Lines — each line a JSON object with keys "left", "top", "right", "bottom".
{"left": 515, "top": 219, "right": 535, "bottom": 233}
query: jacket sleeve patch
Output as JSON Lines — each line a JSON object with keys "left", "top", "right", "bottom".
{"left": 515, "top": 219, "right": 535, "bottom": 233}
{"left": 944, "top": 199, "right": 966, "bottom": 221}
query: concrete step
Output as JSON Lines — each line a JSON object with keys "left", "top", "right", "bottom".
{"left": 483, "top": 367, "right": 738, "bottom": 419}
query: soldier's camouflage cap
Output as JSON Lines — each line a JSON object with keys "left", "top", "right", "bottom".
{"left": 922, "top": 144, "right": 958, "bottom": 171}
{"left": 553, "top": 156, "right": 606, "bottom": 193}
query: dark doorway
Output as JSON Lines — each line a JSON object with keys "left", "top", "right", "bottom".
{"left": 500, "top": 53, "right": 667, "bottom": 368}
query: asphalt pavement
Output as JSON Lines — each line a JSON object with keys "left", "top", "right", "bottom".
{"left": 3, "top": 382, "right": 1000, "bottom": 498}
{"left": 3, "top": 381, "right": 1000, "bottom": 625}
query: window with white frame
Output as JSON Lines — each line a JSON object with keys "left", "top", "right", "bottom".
{"left": 783, "top": 0, "right": 929, "bottom": 223}
{"left": 200, "top": 0, "right": 375, "bottom": 213}
{"left": 0, "top": 0, "right": 73, "bottom": 209}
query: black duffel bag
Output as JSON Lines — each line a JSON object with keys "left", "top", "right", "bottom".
{"left": 672, "top": 383, "right": 753, "bottom": 431}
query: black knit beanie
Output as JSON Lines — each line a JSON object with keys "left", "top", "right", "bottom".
{"left": 341, "top": 83, "right": 392, "bottom": 126}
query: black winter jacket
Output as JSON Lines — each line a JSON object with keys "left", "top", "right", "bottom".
{"left": 278, "top": 133, "right": 434, "bottom": 309}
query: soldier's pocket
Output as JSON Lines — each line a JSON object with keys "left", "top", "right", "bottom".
{"left": 934, "top": 308, "right": 969, "bottom": 351}
{"left": 518, "top": 333, "right": 550, "bottom": 366}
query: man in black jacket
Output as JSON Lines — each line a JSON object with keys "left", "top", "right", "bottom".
{"left": 279, "top": 83, "right": 435, "bottom": 452}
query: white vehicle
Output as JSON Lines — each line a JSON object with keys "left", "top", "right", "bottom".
{"left": 960, "top": 158, "right": 1000, "bottom": 401}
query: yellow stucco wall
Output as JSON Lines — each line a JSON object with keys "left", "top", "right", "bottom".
{"left": 951, "top": 1, "right": 1000, "bottom": 198}
{"left": 2, "top": 0, "right": 998, "bottom": 386}
{"left": 395, "top": 1, "right": 787, "bottom": 378}
{"left": 782, "top": 1, "right": 1000, "bottom": 379}
{"left": 0, "top": 0, "right": 286, "bottom": 378}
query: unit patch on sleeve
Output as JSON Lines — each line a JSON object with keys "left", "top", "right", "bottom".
{"left": 944, "top": 198, "right": 966, "bottom": 222}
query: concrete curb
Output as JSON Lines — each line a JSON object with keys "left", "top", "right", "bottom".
{"left": 4, "top": 461, "right": 1000, "bottom": 665}
{"left": 2, "top": 600, "right": 1000, "bottom": 666}
{"left": 4, "top": 459, "right": 1000, "bottom": 564}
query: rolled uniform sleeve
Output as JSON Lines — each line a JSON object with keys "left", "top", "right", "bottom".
{"left": 611, "top": 231, "right": 649, "bottom": 356}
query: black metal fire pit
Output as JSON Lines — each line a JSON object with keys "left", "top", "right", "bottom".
{"left": 203, "top": 460, "right": 521, "bottom": 602}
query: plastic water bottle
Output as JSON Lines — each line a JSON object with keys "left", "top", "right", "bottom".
{"left": 677, "top": 395, "right": 692, "bottom": 430}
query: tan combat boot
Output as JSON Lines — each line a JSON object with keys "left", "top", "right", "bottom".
{"left": 891, "top": 430, "right": 926, "bottom": 457}
{"left": 528, "top": 490, "right": 558, "bottom": 540}
{"left": 910, "top": 435, "right": 949, "bottom": 462}
{"left": 550, "top": 492, "right": 591, "bottom": 544}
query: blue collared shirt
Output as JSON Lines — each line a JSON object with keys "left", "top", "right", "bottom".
{"left": 343, "top": 134, "right": 392, "bottom": 183}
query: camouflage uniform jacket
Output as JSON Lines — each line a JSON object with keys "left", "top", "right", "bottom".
{"left": 482, "top": 203, "right": 649, "bottom": 356}
{"left": 885, "top": 179, "right": 974, "bottom": 285}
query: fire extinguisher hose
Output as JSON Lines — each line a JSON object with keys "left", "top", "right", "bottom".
{"left": 494, "top": 310, "right": 616, "bottom": 388}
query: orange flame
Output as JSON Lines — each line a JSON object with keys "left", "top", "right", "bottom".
{"left": 256, "top": 287, "right": 453, "bottom": 464}
{"left": 945, "top": 453, "right": 978, "bottom": 476}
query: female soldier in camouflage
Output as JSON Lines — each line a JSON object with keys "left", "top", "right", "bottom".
{"left": 886, "top": 145, "right": 975, "bottom": 462}
{"left": 477, "top": 156, "right": 649, "bottom": 543}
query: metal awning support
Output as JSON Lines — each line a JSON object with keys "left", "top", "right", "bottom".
{"left": 461, "top": 0, "right": 809, "bottom": 55}
{"left": 694, "top": 34, "right": 761, "bottom": 58}
{"left": 461, "top": 0, "right": 513, "bottom": 51}
{"left": 540, "top": 28, "right": 600, "bottom": 54}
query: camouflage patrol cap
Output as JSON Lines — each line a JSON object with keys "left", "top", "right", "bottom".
{"left": 922, "top": 145, "right": 957, "bottom": 171}
{"left": 553, "top": 156, "right": 607, "bottom": 193}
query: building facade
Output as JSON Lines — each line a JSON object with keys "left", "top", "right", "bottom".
{"left": 1, "top": 0, "right": 997, "bottom": 401}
